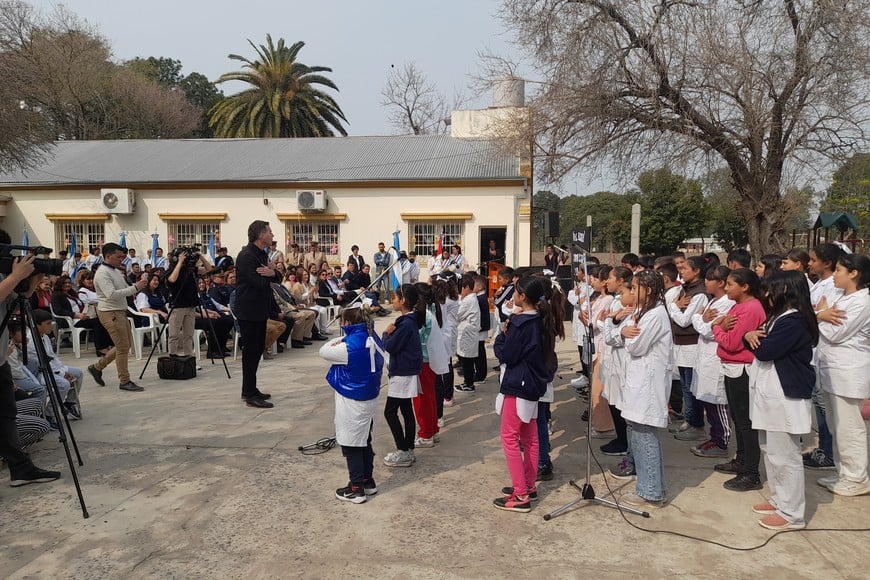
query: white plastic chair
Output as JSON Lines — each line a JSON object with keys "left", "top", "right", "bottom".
{"left": 126, "top": 306, "right": 165, "bottom": 360}
{"left": 50, "top": 305, "right": 90, "bottom": 359}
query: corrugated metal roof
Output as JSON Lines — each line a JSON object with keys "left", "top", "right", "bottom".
{"left": 0, "top": 135, "right": 521, "bottom": 186}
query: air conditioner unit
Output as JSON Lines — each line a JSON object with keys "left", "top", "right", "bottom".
{"left": 100, "top": 188, "right": 136, "bottom": 214}
{"left": 296, "top": 190, "right": 327, "bottom": 211}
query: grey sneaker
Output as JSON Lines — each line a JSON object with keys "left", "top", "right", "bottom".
{"left": 119, "top": 381, "right": 145, "bottom": 392}
{"left": 609, "top": 457, "right": 636, "bottom": 480}
{"left": 383, "top": 450, "right": 413, "bottom": 467}
{"left": 668, "top": 420, "right": 689, "bottom": 434}
{"left": 674, "top": 426, "right": 707, "bottom": 441}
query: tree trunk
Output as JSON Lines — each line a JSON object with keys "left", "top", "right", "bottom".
{"left": 741, "top": 185, "right": 790, "bottom": 258}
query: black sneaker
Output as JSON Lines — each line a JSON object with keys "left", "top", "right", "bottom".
{"left": 335, "top": 485, "right": 367, "bottom": 504}
{"left": 536, "top": 465, "right": 554, "bottom": 481}
{"left": 714, "top": 458, "right": 741, "bottom": 474}
{"left": 87, "top": 364, "right": 105, "bottom": 387}
{"left": 10, "top": 464, "right": 61, "bottom": 487}
{"left": 723, "top": 475, "right": 763, "bottom": 492}
{"left": 454, "top": 384, "right": 475, "bottom": 393}
{"left": 803, "top": 449, "right": 836, "bottom": 470}
{"left": 493, "top": 494, "right": 532, "bottom": 513}
{"left": 502, "top": 486, "right": 539, "bottom": 501}
{"left": 119, "top": 381, "right": 145, "bottom": 392}
{"left": 363, "top": 479, "right": 378, "bottom": 496}
{"left": 600, "top": 440, "right": 628, "bottom": 456}
{"left": 64, "top": 402, "right": 81, "bottom": 420}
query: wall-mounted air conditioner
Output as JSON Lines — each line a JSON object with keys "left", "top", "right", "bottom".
{"left": 100, "top": 188, "right": 136, "bottom": 214}
{"left": 296, "top": 190, "right": 326, "bottom": 211}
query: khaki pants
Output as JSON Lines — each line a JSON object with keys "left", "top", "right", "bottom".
{"left": 265, "top": 319, "right": 286, "bottom": 351}
{"left": 168, "top": 306, "right": 195, "bottom": 356}
{"left": 96, "top": 310, "right": 133, "bottom": 385}
{"left": 287, "top": 309, "right": 316, "bottom": 340}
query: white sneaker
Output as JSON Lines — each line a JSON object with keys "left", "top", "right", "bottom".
{"left": 437, "top": 417, "right": 446, "bottom": 428}
{"left": 415, "top": 436, "right": 435, "bottom": 448}
{"left": 829, "top": 478, "right": 870, "bottom": 496}
{"left": 817, "top": 475, "right": 838, "bottom": 488}
{"left": 570, "top": 376, "right": 590, "bottom": 389}
{"left": 383, "top": 450, "right": 413, "bottom": 467}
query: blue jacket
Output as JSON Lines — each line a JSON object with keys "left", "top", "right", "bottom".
{"left": 382, "top": 312, "right": 423, "bottom": 377}
{"left": 748, "top": 312, "right": 815, "bottom": 399}
{"left": 326, "top": 323, "right": 384, "bottom": 401}
{"left": 494, "top": 312, "right": 555, "bottom": 401}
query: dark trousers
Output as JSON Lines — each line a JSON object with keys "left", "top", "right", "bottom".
{"left": 725, "top": 370, "right": 760, "bottom": 479}
{"left": 473, "top": 340, "right": 487, "bottom": 381}
{"left": 384, "top": 396, "right": 415, "bottom": 451}
{"left": 458, "top": 356, "right": 476, "bottom": 387}
{"left": 195, "top": 315, "right": 233, "bottom": 354}
{"left": 679, "top": 366, "right": 703, "bottom": 428}
{"left": 0, "top": 363, "right": 30, "bottom": 472}
{"left": 609, "top": 404, "right": 628, "bottom": 447}
{"left": 669, "top": 379, "right": 683, "bottom": 414}
{"left": 704, "top": 401, "right": 732, "bottom": 449}
{"left": 341, "top": 423, "right": 374, "bottom": 487}
{"left": 238, "top": 319, "right": 266, "bottom": 398}
{"left": 436, "top": 359, "right": 455, "bottom": 418}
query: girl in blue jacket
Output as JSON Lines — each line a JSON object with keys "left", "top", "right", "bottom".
{"left": 492, "top": 276, "right": 561, "bottom": 513}
{"left": 381, "top": 284, "right": 425, "bottom": 468}
{"left": 320, "top": 306, "right": 385, "bottom": 504}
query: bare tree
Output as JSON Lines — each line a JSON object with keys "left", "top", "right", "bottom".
{"left": 381, "top": 62, "right": 465, "bottom": 135}
{"left": 495, "top": 0, "right": 870, "bottom": 254}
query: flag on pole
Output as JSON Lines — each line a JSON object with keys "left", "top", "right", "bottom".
{"left": 151, "top": 232, "right": 160, "bottom": 267}
{"left": 21, "top": 228, "right": 29, "bottom": 254}
{"left": 119, "top": 231, "right": 127, "bottom": 249}
{"left": 69, "top": 231, "right": 77, "bottom": 256}
{"left": 390, "top": 229, "right": 401, "bottom": 290}
{"left": 208, "top": 230, "right": 216, "bottom": 261}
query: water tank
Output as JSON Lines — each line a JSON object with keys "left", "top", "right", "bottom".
{"left": 492, "top": 77, "right": 525, "bottom": 108}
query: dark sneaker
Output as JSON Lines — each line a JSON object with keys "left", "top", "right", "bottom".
{"left": 454, "top": 384, "right": 475, "bottom": 393}
{"left": 609, "top": 457, "right": 636, "bottom": 480}
{"left": 87, "top": 364, "right": 105, "bottom": 387}
{"left": 10, "top": 465, "right": 61, "bottom": 487}
{"left": 502, "top": 486, "right": 538, "bottom": 501}
{"left": 363, "top": 479, "right": 378, "bottom": 496}
{"left": 723, "top": 475, "right": 763, "bottom": 492}
{"left": 691, "top": 440, "right": 729, "bottom": 458}
{"left": 335, "top": 485, "right": 367, "bottom": 504}
{"left": 493, "top": 493, "right": 532, "bottom": 513}
{"left": 713, "top": 459, "right": 740, "bottom": 474}
{"left": 600, "top": 440, "right": 628, "bottom": 456}
{"left": 119, "top": 381, "right": 145, "bottom": 392}
{"left": 63, "top": 402, "right": 81, "bottom": 420}
{"left": 803, "top": 449, "right": 835, "bottom": 470}
{"left": 536, "top": 465, "right": 554, "bottom": 481}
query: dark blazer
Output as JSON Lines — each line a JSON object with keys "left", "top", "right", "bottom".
{"left": 234, "top": 243, "right": 280, "bottom": 321}
{"left": 382, "top": 312, "right": 423, "bottom": 377}
{"left": 477, "top": 293, "right": 491, "bottom": 332}
{"left": 348, "top": 254, "right": 366, "bottom": 270}
{"left": 748, "top": 312, "right": 816, "bottom": 399}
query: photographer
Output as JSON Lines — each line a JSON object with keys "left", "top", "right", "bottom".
{"left": 166, "top": 248, "right": 212, "bottom": 358}
{"left": 0, "top": 228, "right": 62, "bottom": 486}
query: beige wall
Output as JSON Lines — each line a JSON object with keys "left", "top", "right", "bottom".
{"left": 3, "top": 184, "right": 531, "bottom": 273}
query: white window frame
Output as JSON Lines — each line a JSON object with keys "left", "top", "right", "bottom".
{"left": 56, "top": 222, "right": 106, "bottom": 256}
{"left": 287, "top": 221, "right": 341, "bottom": 262}
{"left": 410, "top": 221, "right": 463, "bottom": 265}
{"left": 168, "top": 221, "right": 220, "bottom": 251}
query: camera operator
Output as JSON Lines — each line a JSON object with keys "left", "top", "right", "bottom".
{"left": 0, "top": 228, "right": 62, "bottom": 486}
{"left": 166, "top": 248, "right": 212, "bottom": 358}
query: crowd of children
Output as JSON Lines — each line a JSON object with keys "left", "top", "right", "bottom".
{"left": 319, "top": 246, "right": 870, "bottom": 528}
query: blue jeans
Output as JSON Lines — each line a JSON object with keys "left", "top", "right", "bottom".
{"left": 812, "top": 383, "right": 833, "bottom": 457}
{"left": 537, "top": 402, "right": 551, "bottom": 469}
{"left": 627, "top": 420, "right": 666, "bottom": 501}
{"left": 679, "top": 367, "right": 702, "bottom": 428}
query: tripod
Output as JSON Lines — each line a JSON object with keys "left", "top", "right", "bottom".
{"left": 140, "top": 266, "right": 231, "bottom": 380}
{"left": 543, "top": 248, "right": 649, "bottom": 521}
{"left": 0, "top": 293, "right": 89, "bottom": 518}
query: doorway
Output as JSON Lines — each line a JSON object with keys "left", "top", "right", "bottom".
{"left": 478, "top": 227, "right": 507, "bottom": 274}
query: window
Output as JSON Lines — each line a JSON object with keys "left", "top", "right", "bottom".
{"left": 169, "top": 222, "right": 219, "bottom": 250}
{"left": 56, "top": 222, "right": 105, "bottom": 254}
{"left": 410, "top": 222, "right": 463, "bottom": 260}
{"left": 287, "top": 221, "right": 340, "bottom": 260}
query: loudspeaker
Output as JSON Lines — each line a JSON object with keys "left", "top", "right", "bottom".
{"left": 547, "top": 211, "right": 560, "bottom": 237}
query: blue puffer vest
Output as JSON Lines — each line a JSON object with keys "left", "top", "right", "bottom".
{"left": 326, "top": 323, "right": 385, "bottom": 401}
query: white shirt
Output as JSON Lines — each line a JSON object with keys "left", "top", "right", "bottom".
{"left": 690, "top": 295, "right": 735, "bottom": 404}
{"left": 817, "top": 288, "right": 870, "bottom": 399}
{"left": 619, "top": 304, "right": 674, "bottom": 428}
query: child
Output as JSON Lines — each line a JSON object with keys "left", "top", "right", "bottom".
{"left": 780, "top": 248, "right": 811, "bottom": 288}
{"left": 744, "top": 271, "right": 817, "bottom": 529}
{"left": 433, "top": 275, "right": 459, "bottom": 418}
{"left": 320, "top": 306, "right": 385, "bottom": 503}
{"left": 412, "top": 282, "right": 449, "bottom": 447}
{"left": 581, "top": 265, "right": 615, "bottom": 436}
{"left": 659, "top": 262, "right": 685, "bottom": 424}
{"left": 381, "top": 284, "right": 424, "bottom": 467}
{"left": 567, "top": 266, "right": 589, "bottom": 377}
{"left": 711, "top": 268, "right": 767, "bottom": 491}
{"left": 616, "top": 270, "right": 674, "bottom": 509}
{"left": 689, "top": 266, "right": 734, "bottom": 458}
{"left": 535, "top": 275, "right": 566, "bottom": 482}
{"left": 816, "top": 253, "right": 870, "bottom": 496}
{"left": 27, "top": 309, "right": 84, "bottom": 419}
{"left": 455, "top": 274, "right": 481, "bottom": 393}
{"left": 492, "top": 276, "right": 559, "bottom": 513}
{"left": 493, "top": 267, "right": 516, "bottom": 337}
{"left": 599, "top": 266, "right": 633, "bottom": 456}
{"left": 473, "top": 275, "right": 491, "bottom": 381}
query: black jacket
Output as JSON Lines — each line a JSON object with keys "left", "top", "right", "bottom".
{"left": 234, "top": 243, "right": 280, "bottom": 321}
{"left": 747, "top": 312, "right": 816, "bottom": 400}
{"left": 494, "top": 312, "right": 555, "bottom": 401}
{"left": 477, "top": 293, "right": 491, "bottom": 332}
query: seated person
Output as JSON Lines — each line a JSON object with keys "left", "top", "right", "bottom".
{"left": 126, "top": 262, "right": 143, "bottom": 285}
{"left": 29, "top": 276, "right": 53, "bottom": 312}
{"left": 136, "top": 274, "right": 170, "bottom": 323}
{"left": 8, "top": 321, "right": 48, "bottom": 409}
{"left": 354, "top": 264, "right": 387, "bottom": 315}
{"left": 50, "top": 276, "right": 113, "bottom": 357}
{"left": 26, "top": 310, "right": 84, "bottom": 420}
{"left": 207, "top": 271, "right": 234, "bottom": 307}
{"left": 289, "top": 271, "right": 331, "bottom": 336}
{"left": 319, "top": 268, "right": 349, "bottom": 305}
{"left": 272, "top": 282, "right": 322, "bottom": 346}
{"left": 341, "top": 262, "right": 362, "bottom": 292}
{"left": 264, "top": 296, "right": 289, "bottom": 358}
{"left": 15, "top": 394, "right": 52, "bottom": 449}
{"left": 196, "top": 277, "right": 234, "bottom": 358}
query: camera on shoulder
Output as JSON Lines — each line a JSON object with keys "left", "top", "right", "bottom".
{"left": 171, "top": 244, "right": 201, "bottom": 267}
{"left": 0, "top": 244, "right": 64, "bottom": 276}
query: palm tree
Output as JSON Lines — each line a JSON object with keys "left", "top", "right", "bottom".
{"left": 209, "top": 36, "right": 347, "bottom": 138}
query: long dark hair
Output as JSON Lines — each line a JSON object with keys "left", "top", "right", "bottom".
{"left": 706, "top": 265, "right": 731, "bottom": 283}
{"left": 685, "top": 255, "right": 711, "bottom": 280}
{"left": 763, "top": 271, "right": 819, "bottom": 347}
{"left": 415, "top": 282, "right": 442, "bottom": 327}
{"left": 785, "top": 248, "right": 810, "bottom": 272}
{"left": 395, "top": 283, "right": 425, "bottom": 329}
{"left": 728, "top": 267, "right": 762, "bottom": 299}
{"left": 811, "top": 243, "right": 845, "bottom": 272}
{"left": 514, "top": 276, "right": 560, "bottom": 366}
{"left": 837, "top": 253, "right": 870, "bottom": 290}
{"left": 433, "top": 275, "right": 459, "bottom": 302}
{"left": 633, "top": 270, "right": 665, "bottom": 323}
{"left": 757, "top": 254, "right": 782, "bottom": 279}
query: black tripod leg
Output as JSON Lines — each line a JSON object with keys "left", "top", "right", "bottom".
{"left": 139, "top": 309, "right": 171, "bottom": 380}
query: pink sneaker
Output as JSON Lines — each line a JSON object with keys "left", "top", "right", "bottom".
{"left": 443, "top": 398, "right": 455, "bottom": 407}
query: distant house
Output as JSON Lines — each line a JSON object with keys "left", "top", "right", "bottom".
{"left": 680, "top": 237, "right": 725, "bottom": 254}
{"left": 0, "top": 135, "right": 531, "bottom": 275}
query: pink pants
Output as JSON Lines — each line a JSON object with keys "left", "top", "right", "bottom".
{"left": 500, "top": 395, "right": 539, "bottom": 496}
{"left": 413, "top": 363, "right": 439, "bottom": 439}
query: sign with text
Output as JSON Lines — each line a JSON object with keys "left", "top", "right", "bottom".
{"left": 571, "top": 228, "right": 591, "bottom": 271}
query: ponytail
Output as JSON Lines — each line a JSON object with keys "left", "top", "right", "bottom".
{"left": 415, "top": 282, "right": 443, "bottom": 327}
{"left": 398, "top": 283, "right": 426, "bottom": 329}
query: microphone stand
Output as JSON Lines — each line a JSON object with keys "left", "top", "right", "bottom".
{"left": 323, "top": 247, "right": 400, "bottom": 329}
{"left": 543, "top": 248, "right": 649, "bottom": 521}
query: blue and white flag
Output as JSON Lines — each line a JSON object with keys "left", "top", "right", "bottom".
{"left": 208, "top": 230, "right": 216, "bottom": 261}
{"left": 391, "top": 229, "right": 401, "bottom": 290}
{"left": 119, "top": 231, "right": 127, "bottom": 249}
{"left": 21, "top": 228, "right": 29, "bottom": 254}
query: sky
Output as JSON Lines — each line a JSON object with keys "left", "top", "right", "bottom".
{"left": 28, "top": 0, "right": 615, "bottom": 196}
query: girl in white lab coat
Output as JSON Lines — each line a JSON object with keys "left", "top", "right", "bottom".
{"left": 816, "top": 253, "right": 870, "bottom": 497}
{"left": 581, "top": 265, "right": 614, "bottom": 435}
{"left": 434, "top": 274, "right": 460, "bottom": 416}
{"left": 617, "top": 270, "right": 674, "bottom": 510}
{"left": 455, "top": 274, "right": 481, "bottom": 392}
{"left": 599, "top": 266, "right": 634, "bottom": 457}
{"left": 744, "top": 271, "right": 817, "bottom": 530}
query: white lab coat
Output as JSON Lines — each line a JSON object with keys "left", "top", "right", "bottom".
{"left": 619, "top": 304, "right": 674, "bottom": 428}
{"left": 602, "top": 315, "right": 635, "bottom": 409}
{"left": 589, "top": 294, "right": 613, "bottom": 363}
{"left": 597, "top": 295, "right": 624, "bottom": 392}
{"left": 817, "top": 288, "right": 870, "bottom": 399}
{"left": 690, "top": 295, "right": 735, "bottom": 405}
{"left": 425, "top": 309, "right": 450, "bottom": 375}
{"left": 748, "top": 310, "right": 813, "bottom": 434}
{"left": 440, "top": 297, "right": 459, "bottom": 359}
{"left": 567, "top": 283, "right": 590, "bottom": 345}
{"left": 456, "top": 293, "right": 480, "bottom": 358}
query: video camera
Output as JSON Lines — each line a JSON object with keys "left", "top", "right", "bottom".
{"left": 171, "top": 244, "right": 202, "bottom": 267}
{"left": 0, "top": 244, "right": 64, "bottom": 276}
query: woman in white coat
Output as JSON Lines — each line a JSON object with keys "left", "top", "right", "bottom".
{"left": 455, "top": 275, "right": 481, "bottom": 392}
{"left": 816, "top": 254, "right": 870, "bottom": 497}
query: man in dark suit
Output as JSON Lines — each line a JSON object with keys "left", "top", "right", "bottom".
{"left": 234, "top": 220, "right": 281, "bottom": 409}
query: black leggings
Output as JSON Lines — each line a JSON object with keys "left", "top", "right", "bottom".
{"left": 384, "top": 396, "right": 415, "bottom": 451}
{"left": 436, "top": 360, "right": 455, "bottom": 418}
{"left": 609, "top": 404, "right": 628, "bottom": 447}
{"left": 341, "top": 422, "right": 374, "bottom": 486}
{"left": 725, "top": 370, "right": 760, "bottom": 479}
{"left": 458, "top": 356, "right": 476, "bottom": 387}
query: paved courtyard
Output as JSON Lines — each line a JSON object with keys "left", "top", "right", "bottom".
{"left": 0, "top": 317, "right": 867, "bottom": 579}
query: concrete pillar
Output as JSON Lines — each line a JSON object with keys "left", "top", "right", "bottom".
{"left": 630, "top": 203, "right": 641, "bottom": 255}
